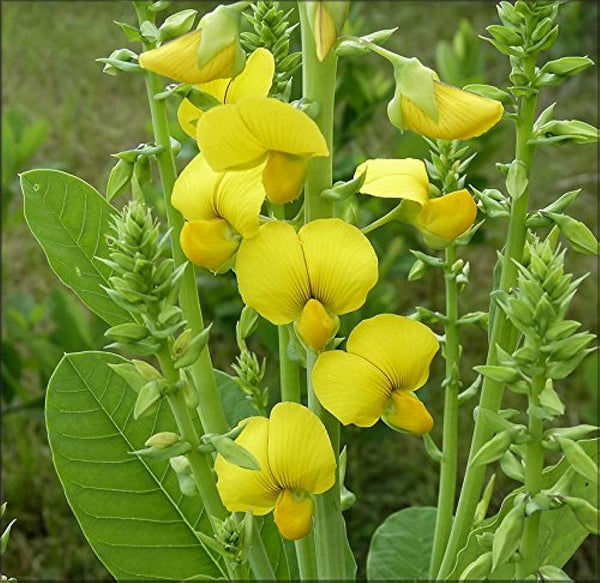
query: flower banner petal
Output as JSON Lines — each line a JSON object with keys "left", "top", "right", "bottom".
{"left": 237, "top": 97, "right": 329, "bottom": 158}
{"left": 215, "top": 417, "right": 279, "bottom": 514}
{"left": 180, "top": 219, "right": 239, "bottom": 271}
{"left": 416, "top": 188, "right": 477, "bottom": 247}
{"left": 346, "top": 314, "right": 439, "bottom": 392}
{"left": 196, "top": 103, "right": 266, "bottom": 171}
{"left": 312, "top": 351, "right": 391, "bottom": 427}
{"left": 235, "top": 221, "right": 310, "bottom": 324}
{"left": 215, "top": 164, "right": 266, "bottom": 238}
{"left": 382, "top": 390, "right": 434, "bottom": 435}
{"left": 400, "top": 81, "right": 504, "bottom": 140}
{"left": 226, "top": 48, "right": 275, "bottom": 103}
{"left": 299, "top": 219, "right": 378, "bottom": 315}
{"left": 355, "top": 158, "right": 429, "bottom": 205}
{"left": 268, "top": 402, "right": 336, "bottom": 495}
{"left": 171, "top": 154, "right": 218, "bottom": 221}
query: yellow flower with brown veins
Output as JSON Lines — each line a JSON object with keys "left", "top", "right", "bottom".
{"left": 235, "top": 219, "right": 378, "bottom": 352}
{"left": 177, "top": 48, "right": 275, "bottom": 139}
{"left": 139, "top": 2, "right": 248, "bottom": 85}
{"left": 356, "top": 158, "right": 478, "bottom": 248}
{"left": 196, "top": 97, "right": 329, "bottom": 204}
{"left": 215, "top": 402, "right": 336, "bottom": 541}
{"left": 312, "top": 314, "right": 439, "bottom": 435}
{"left": 386, "top": 55, "right": 504, "bottom": 140}
{"left": 172, "top": 154, "right": 265, "bottom": 272}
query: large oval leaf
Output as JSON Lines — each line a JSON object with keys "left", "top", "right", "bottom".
{"left": 21, "top": 169, "right": 130, "bottom": 325}
{"left": 46, "top": 351, "right": 224, "bottom": 580}
{"left": 367, "top": 506, "right": 437, "bottom": 580}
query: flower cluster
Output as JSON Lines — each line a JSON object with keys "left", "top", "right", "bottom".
{"left": 137, "top": 10, "right": 504, "bottom": 541}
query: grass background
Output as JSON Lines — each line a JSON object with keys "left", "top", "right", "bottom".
{"left": 1, "top": 1, "right": 598, "bottom": 580}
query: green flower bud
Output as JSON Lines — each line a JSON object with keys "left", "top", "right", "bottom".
{"left": 170, "top": 454, "right": 191, "bottom": 475}
{"left": 236, "top": 305, "right": 259, "bottom": 346}
{"left": 486, "top": 24, "right": 522, "bottom": 46}
{"left": 541, "top": 56, "right": 594, "bottom": 77}
{"left": 459, "top": 551, "right": 492, "bottom": 581}
{"left": 105, "top": 322, "right": 149, "bottom": 344}
{"left": 205, "top": 434, "right": 261, "bottom": 471}
{"left": 544, "top": 425, "right": 599, "bottom": 443}
{"left": 145, "top": 431, "right": 180, "bottom": 448}
{"left": 543, "top": 212, "right": 599, "bottom": 255}
{"left": 463, "top": 83, "right": 512, "bottom": 104}
{"left": 471, "top": 425, "right": 526, "bottom": 466}
{"left": 474, "top": 365, "right": 521, "bottom": 384}
{"left": 106, "top": 158, "right": 134, "bottom": 201}
{"left": 173, "top": 324, "right": 212, "bottom": 369}
{"left": 537, "top": 119, "right": 599, "bottom": 145}
{"left": 474, "top": 473, "right": 496, "bottom": 524}
{"left": 97, "top": 48, "right": 140, "bottom": 76}
{"left": 562, "top": 496, "right": 600, "bottom": 534}
{"left": 321, "top": 170, "right": 366, "bottom": 202}
{"left": 158, "top": 9, "right": 198, "bottom": 42}
{"left": 133, "top": 379, "right": 165, "bottom": 419}
{"left": 556, "top": 437, "right": 599, "bottom": 484}
{"left": 506, "top": 160, "right": 528, "bottom": 200}
{"left": 492, "top": 503, "right": 525, "bottom": 570}
{"left": 538, "top": 565, "right": 573, "bottom": 582}
{"left": 500, "top": 449, "right": 525, "bottom": 482}
{"left": 408, "top": 259, "right": 430, "bottom": 282}
{"left": 108, "top": 362, "right": 147, "bottom": 393}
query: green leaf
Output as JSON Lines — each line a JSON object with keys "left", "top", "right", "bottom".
{"left": 448, "top": 438, "right": 599, "bottom": 579}
{"left": 46, "top": 351, "right": 224, "bottom": 580}
{"left": 20, "top": 169, "right": 131, "bottom": 326}
{"left": 366, "top": 506, "right": 436, "bottom": 580}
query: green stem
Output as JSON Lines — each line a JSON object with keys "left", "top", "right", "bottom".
{"left": 429, "top": 245, "right": 460, "bottom": 578}
{"left": 298, "top": 3, "right": 347, "bottom": 579}
{"left": 437, "top": 61, "right": 538, "bottom": 579}
{"left": 134, "top": 2, "right": 227, "bottom": 436}
{"left": 295, "top": 532, "right": 319, "bottom": 581}
{"left": 270, "top": 203, "right": 301, "bottom": 404}
{"left": 361, "top": 201, "right": 404, "bottom": 234}
{"left": 248, "top": 521, "right": 277, "bottom": 582}
{"left": 516, "top": 374, "right": 545, "bottom": 579}
{"left": 307, "top": 351, "right": 346, "bottom": 580}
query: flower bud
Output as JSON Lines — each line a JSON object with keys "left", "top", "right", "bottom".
{"left": 562, "top": 495, "right": 600, "bottom": 534}
{"left": 133, "top": 379, "right": 165, "bottom": 419}
{"left": 491, "top": 503, "right": 525, "bottom": 570}
{"left": 307, "top": 1, "right": 349, "bottom": 61}
{"left": 145, "top": 431, "right": 181, "bottom": 448}
{"left": 158, "top": 9, "right": 197, "bottom": 42}
{"left": 543, "top": 212, "right": 599, "bottom": 255}
{"left": 459, "top": 551, "right": 492, "bottom": 581}
{"left": 541, "top": 56, "right": 594, "bottom": 77}
{"left": 132, "top": 359, "right": 163, "bottom": 381}
{"left": 556, "top": 437, "right": 599, "bottom": 484}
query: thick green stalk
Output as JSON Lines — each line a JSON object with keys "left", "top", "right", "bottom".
{"left": 307, "top": 351, "right": 345, "bottom": 580}
{"left": 516, "top": 374, "right": 545, "bottom": 579}
{"left": 134, "top": 2, "right": 227, "bottom": 436}
{"left": 295, "top": 532, "right": 319, "bottom": 581}
{"left": 298, "top": 3, "right": 347, "bottom": 579}
{"left": 270, "top": 203, "right": 301, "bottom": 403}
{"left": 429, "top": 245, "right": 460, "bottom": 578}
{"left": 248, "top": 521, "right": 277, "bottom": 582}
{"left": 437, "top": 65, "right": 538, "bottom": 579}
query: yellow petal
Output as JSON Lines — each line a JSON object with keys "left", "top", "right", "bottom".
{"left": 400, "top": 81, "right": 504, "bottom": 140}
{"left": 312, "top": 351, "right": 391, "bottom": 427}
{"left": 196, "top": 103, "right": 266, "bottom": 171}
{"left": 416, "top": 189, "right": 477, "bottom": 247}
{"left": 313, "top": 1, "right": 337, "bottom": 61}
{"left": 274, "top": 489, "right": 314, "bottom": 541}
{"left": 180, "top": 219, "right": 239, "bottom": 272}
{"left": 268, "top": 402, "right": 336, "bottom": 494}
{"left": 237, "top": 97, "right": 329, "bottom": 158}
{"left": 139, "top": 31, "right": 203, "bottom": 84}
{"left": 195, "top": 41, "right": 239, "bottom": 84}
{"left": 215, "top": 164, "right": 266, "bottom": 238}
{"left": 262, "top": 152, "right": 308, "bottom": 204}
{"left": 215, "top": 416, "right": 279, "bottom": 514}
{"left": 355, "top": 158, "right": 429, "bottom": 206}
{"left": 346, "top": 314, "right": 439, "bottom": 392}
{"left": 235, "top": 221, "right": 310, "bottom": 324}
{"left": 226, "top": 48, "right": 275, "bottom": 103}
{"left": 299, "top": 219, "right": 378, "bottom": 315}
{"left": 171, "top": 154, "right": 218, "bottom": 222}
{"left": 177, "top": 98, "right": 204, "bottom": 139}
{"left": 382, "top": 391, "right": 434, "bottom": 435}
{"left": 296, "top": 299, "right": 339, "bottom": 353}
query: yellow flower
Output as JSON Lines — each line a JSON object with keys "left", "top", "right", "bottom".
{"left": 356, "top": 158, "right": 477, "bottom": 248}
{"left": 307, "top": 1, "right": 349, "bottom": 61}
{"left": 215, "top": 402, "right": 336, "bottom": 541}
{"left": 312, "top": 314, "right": 439, "bottom": 435}
{"left": 177, "top": 48, "right": 275, "bottom": 139}
{"left": 235, "top": 219, "right": 378, "bottom": 352}
{"left": 196, "top": 97, "right": 329, "bottom": 204}
{"left": 139, "top": 30, "right": 244, "bottom": 85}
{"left": 172, "top": 154, "right": 265, "bottom": 272}
{"left": 399, "top": 81, "right": 504, "bottom": 140}
{"left": 385, "top": 55, "right": 503, "bottom": 140}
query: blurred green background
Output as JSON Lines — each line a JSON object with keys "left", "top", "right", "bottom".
{"left": 2, "top": 1, "right": 598, "bottom": 580}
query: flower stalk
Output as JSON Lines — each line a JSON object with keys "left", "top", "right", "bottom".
{"left": 437, "top": 55, "right": 539, "bottom": 579}
{"left": 298, "top": 2, "right": 347, "bottom": 578}
{"left": 134, "top": 1, "right": 228, "bottom": 436}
